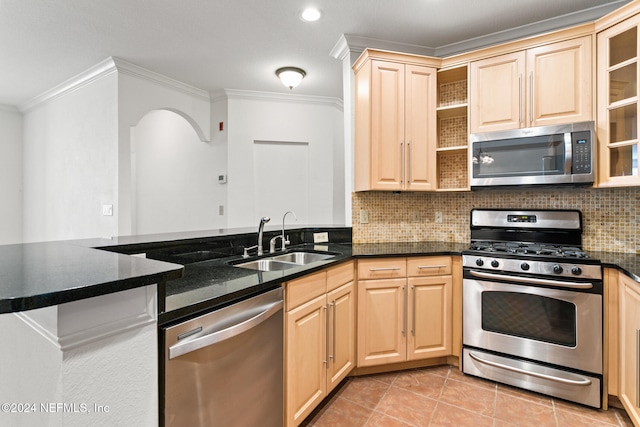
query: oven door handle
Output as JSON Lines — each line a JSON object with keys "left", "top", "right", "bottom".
{"left": 468, "top": 269, "right": 593, "bottom": 289}
{"left": 468, "top": 352, "right": 593, "bottom": 386}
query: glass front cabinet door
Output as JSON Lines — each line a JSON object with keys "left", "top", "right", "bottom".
{"left": 597, "top": 15, "right": 640, "bottom": 186}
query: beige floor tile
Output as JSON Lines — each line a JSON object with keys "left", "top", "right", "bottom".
{"left": 393, "top": 368, "right": 447, "bottom": 400}
{"left": 310, "top": 396, "right": 372, "bottom": 427}
{"left": 429, "top": 402, "right": 494, "bottom": 427}
{"left": 375, "top": 385, "right": 437, "bottom": 426}
{"left": 366, "top": 412, "right": 415, "bottom": 427}
{"left": 439, "top": 377, "right": 496, "bottom": 416}
{"left": 339, "top": 376, "right": 393, "bottom": 410}
{"left": 494, "top": 392, "right": 557, "bottom": 427}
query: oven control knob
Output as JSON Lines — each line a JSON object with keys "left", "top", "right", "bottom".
{"left": 520, "top": 262, "right": 530, "bottom": 271}
{"left": 571, "top": 266, "right": 582, "bottom": 275}
{"left": 475, "top": 258, "right": 484, "bottom": 267}
{"left": 553, "top": 264, "right": 563, "bottom": 274}
{"left": 491, "top": 260, "right": 499, "bottom": 268}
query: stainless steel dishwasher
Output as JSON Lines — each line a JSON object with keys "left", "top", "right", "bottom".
{"left": 162, "top": 287, "right": 283, "bottom": 427}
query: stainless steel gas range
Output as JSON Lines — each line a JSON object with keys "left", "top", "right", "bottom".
{"left": 462, "top": 209, "right": 603, "bottom": 408}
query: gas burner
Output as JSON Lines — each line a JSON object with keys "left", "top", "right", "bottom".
{"left": 468, "top": 241, "right": 589, "bottom": 259}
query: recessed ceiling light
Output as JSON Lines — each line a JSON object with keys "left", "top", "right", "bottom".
{"left": 300, "top": 7, "right": 321, "bottom": 22}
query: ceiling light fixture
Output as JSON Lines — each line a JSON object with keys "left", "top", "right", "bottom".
{"left": 275, "top": 67, "right": 306, "bottom": 90}
{"left": 300, "top": 8, "right": 322, "bottom": 22}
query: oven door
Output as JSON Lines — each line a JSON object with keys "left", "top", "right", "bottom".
{"left": 463, "top": 273, "right": 602, "bottom": 374}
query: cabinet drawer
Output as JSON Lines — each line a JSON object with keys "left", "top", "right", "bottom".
{"left": 407, "top": 256, "right": 451, "bottom": 277}
{"left": 286, "top": 270, "right": 327, "bottom": 311}
{"left": 327, "top": 261, "right": 355, "bottom": 292}
{"left": 358, "top": 258, "right": 407, "bottom": 280}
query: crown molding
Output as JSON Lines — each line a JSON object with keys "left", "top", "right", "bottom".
{"left": 18, "top": 57, "right": 118, "bottom": 113}
{"left": 18, "top": 57, "right": 210, "bottom": 113}
{"left": 221, "top": 89, "right": 344, "bottom": 111}
{"left": 112, "top": 57, "right": 210, "bottom": 101}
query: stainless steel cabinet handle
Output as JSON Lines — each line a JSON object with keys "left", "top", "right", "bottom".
{"left": 529, "top": 71, "right": 533, "bottom": 124}
{"left": 402, "top": 285, "right": 407, "bottom": 337}
{"left": 330, "top": 300, "right": 337, "bottom": 361}
{"left": 324, "top": 304, "right": 329, "bottom": 365}
{"left": 400, "top": 141, "right": 405, "bottom": 185}
{"left": 417, "top": 265, "right": 447, "bottom": 269}
{"left": 469, "top": 352, "right": 592, "bottom": 386}
{"left": 519, "top": 74, "right": 523, "bottom": 126}
{"left": 411, "top": 285, "right": 415, "bottom": 336}
{"left": 408, "top": 141, "right": 413, "bottom": 183}
{"left": 469, "top": 269, "right": 593, "bottom": 289}
{"left": 169, "top": 300, "right": 283, "bottom": 359}
{"left": 369, "top": 267, "right": 401, "bottom": 272}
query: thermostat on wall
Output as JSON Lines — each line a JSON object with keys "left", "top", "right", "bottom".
{"left": 218, "top": 174, "right": 227, "bottom": 184}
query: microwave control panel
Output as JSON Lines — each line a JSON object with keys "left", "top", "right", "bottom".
{"left": 571, "top": 131, "right": 592, "bottom": 174}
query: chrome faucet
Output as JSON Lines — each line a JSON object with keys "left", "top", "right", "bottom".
{"left": 270, "top": 211, "right": 297, "bottom": 253}
{"left": 256, "top": 216, "right": 270, "bottom": 256}
{"left": 243, "top": 216, "right": 271, "bottom": 258}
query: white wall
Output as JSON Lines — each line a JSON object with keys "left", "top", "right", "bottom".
{"left": 22, "top": 72, "right": 119, "bottom": 243}
{"left": 131, "top": 110, "right": 225, "bottom": 234}
{"left": 0, "top": 107, "right": 23, "bottom": 244}
{"left": 225, "top": 91, "right": 344, "bottom": 228}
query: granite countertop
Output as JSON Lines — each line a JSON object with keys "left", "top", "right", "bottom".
{"left": 2, "top": 230, "right": 638, "bottom": 323}
{"left": 0, "top": 241, "right": 183, "bottom": 313}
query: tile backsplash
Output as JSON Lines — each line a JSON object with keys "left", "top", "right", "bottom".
{"left": 352, "top": 187, "right": 640, "bottom": 254}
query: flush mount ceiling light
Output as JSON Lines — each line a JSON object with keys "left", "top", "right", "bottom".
{"left": 300, "top": 7, "right": 322, "bottom": 22}
{"left": 275, "top": 67, "right": 306, "bottom": 90}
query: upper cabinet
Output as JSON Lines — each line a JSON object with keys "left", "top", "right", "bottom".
{"left": 597, "top": 12, "right": 640, "bottom": 187}
{"left": 469, "top": 36, "right": 593, "bottom": 133}
{"left": 353, "top": 50, "right": 439, "bottom": 191}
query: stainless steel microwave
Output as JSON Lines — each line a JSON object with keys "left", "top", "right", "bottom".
{"left": 469, "top": 121, "right": 595, "bottom": 188}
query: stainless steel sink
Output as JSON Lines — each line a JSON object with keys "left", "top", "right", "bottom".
{"left": 269, "top": 252, "right": 334, "bottom": 264}
{"left": 234, "top": 259, "right": 299, "bottom": 271}
{"left": 232, "top": 251, "right": 336, "bottom": 271}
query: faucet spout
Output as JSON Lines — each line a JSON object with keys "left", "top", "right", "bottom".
{"left": 257, "top": 216, "right": 271, "bottom": 256}
{"left": 280, "top": 211, "right": 297, "bottom": 251}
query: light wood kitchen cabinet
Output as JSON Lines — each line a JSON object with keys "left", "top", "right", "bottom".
{"left": 357, "top": 256, "right": 452, "bottom": 367}
{"left": 619, "top": 273, "right": 640, "bottom": 426}
{"left": 284, "top": 261, "right": 355, "bottom": 427}
{"left": 469, "top": 36, "right": 592, "bottom": 133}
{"left": 596, "top": 12, "right": 640, "bottom": 187}
{"left": 353, "top": 50, "right": 439, "bottom": 192}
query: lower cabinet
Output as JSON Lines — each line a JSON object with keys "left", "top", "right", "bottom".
{"left": 284, "top": 261, "right": 356, "bottom": 427}
{"left": 619, "top": 273, "right": 640, "bottom": 426}
{"left": 357, "top": 256, "right": 453, "bottom": 367}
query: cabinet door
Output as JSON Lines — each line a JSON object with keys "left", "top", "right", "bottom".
{"left": 405, "top": 64, "right": 437, "bottom": 191}
{"left": 286, "top": 295, "right": 327, "bottom": 427}
{"left": 370, "top": 60, "right": 405, "bottom": 190}
{"left": 407, "top": 276, "right": 453, "bottom": 360}
{"left": 326, "top": 281, "right": 356, "bottom": 392}
{"left": 357, "top": 278, "right": 406, "bottom": 366}
{"left": 597, "top": 16, "right": 640, "bottom": 187}
{"left": 470, "top": 51, "right": 525, "bottom": 133}
{"left": 527, "top": 36, "right": 592, "bottom": 128}
{"left": 619, "top": 275, "right": 640, "bottom": 426}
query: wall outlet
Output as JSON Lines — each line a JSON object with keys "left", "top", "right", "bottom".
{"left": 313, "top": 232, "right": 329, "bottom": 243}
{"left": 435, "top": 211, "right": 443, "bottom": 223}
{"left": 102, "top": 204, "right": 113, "bottom": 216}
{"left": 412, "top": 212, "right": 420, "bottom": 222}
{"left": 359, "top": 209, "right": 369, "bottom": 224}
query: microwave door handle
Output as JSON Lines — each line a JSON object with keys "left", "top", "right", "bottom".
{"left": 468, "top": 269, "right": 593, "bottom": 289}
{"left": 564, "top": 132, "right": 572, "bottom": 174}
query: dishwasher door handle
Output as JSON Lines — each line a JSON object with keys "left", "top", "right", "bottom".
{"left": 169, "top": 300, "right": 283, "bottom": 359}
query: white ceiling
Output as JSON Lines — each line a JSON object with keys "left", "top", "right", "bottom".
{"left": 0, "top": 0, "right": 631, "bottom": 108}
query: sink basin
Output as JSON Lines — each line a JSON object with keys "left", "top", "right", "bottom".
{"left": 269, "top": 252, "right": 334, "bottom": 264}
{"left": 232, "top": 251, "right": 336, "bottom": 271}
{"left": 233, "top": 259, "right": 299, "bottom": 271}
